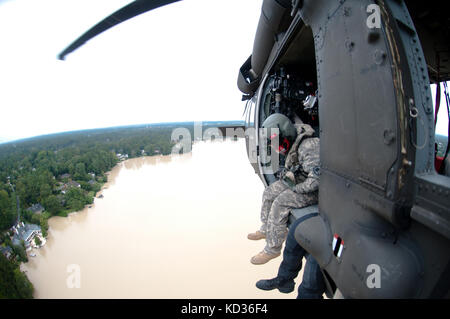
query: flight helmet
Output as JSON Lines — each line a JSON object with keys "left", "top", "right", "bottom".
{"left": 262, "top": 113, "right": 297, "bottom": 155}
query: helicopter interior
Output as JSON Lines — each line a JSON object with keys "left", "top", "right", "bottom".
{"left": 242, "top": 21, "right": 320, "bottom": 185}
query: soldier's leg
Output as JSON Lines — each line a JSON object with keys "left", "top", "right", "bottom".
{"left": 259, "top": 180, "right": 289, "bottom": 234}
{"left": 297, "top": 255, "right": 326, "bottom": 299}
{"left": 265, "top": 190, "right": 317, "bottom": 255}
{"left": 255, "top": 213, "right": 314, "bottom": 292}
{"left": 277, "top": 217, "right": 307, "bottom": 281}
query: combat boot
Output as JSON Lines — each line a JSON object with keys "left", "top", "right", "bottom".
{"left": 256, "top": 277, "right": 295, "bottom": 293}
{"left": 247, "top": 231, "right": 266, "bottom": 240}
{"left": 250, "top": 250, "right": 280, "bottom": 265}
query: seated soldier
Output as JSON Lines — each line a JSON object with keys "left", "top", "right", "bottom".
{"left": 248, "top": 113, "right": 320, "bottom": 265}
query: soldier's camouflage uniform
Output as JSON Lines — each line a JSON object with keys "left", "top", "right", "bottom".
{"left": 259, "top": 123, "right": 320, "bottom": 255}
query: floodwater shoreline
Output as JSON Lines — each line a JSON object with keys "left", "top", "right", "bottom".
{"left": 20, "top": 154, "right": 170, "bottom": 285}
{"left": 23, "top": 155, "right": 158, "bottom": 251}
{"left": 21, "top": 140, "right": 297, "bottom": 299}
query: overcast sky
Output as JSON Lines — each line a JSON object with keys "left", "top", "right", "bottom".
{"left": 0, "top": 0, "right": 448, "bottom": 143}
{"left": 0, "top": 0, "right": 262, "bottom": 142}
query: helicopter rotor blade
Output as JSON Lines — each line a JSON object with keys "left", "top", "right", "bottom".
{"left": 58, "top": 0, "right": 182, "bottom": 60}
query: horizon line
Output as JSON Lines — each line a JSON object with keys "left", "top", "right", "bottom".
{"left": 0, "top": 120, "right": 246, "bottom": 146}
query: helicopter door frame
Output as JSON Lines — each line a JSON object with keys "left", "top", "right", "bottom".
{"left": 255, "top": 73, "right": 270, "bottom": 187}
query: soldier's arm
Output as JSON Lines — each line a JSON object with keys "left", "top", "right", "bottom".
{"left": 294, "top": 138, "right": 320, "bottom": 194}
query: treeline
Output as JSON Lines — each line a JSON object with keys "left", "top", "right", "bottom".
{"left": 0, "top": 124, "right": 186, "bottom": 231}
{"left": 0, "top": 121, "right": 243, "bottom": 231}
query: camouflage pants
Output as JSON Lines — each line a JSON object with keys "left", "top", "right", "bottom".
{"left": 259, "top": 180, "right": 318, "bottom": 255}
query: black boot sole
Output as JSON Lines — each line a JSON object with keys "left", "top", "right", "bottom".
{"left": 256, "top": 281, "right": 294, "bottom": 293}
{"left": 277, "top": 286, "right": 295, "bottom": 293}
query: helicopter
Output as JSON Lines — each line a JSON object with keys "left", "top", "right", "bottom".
{"left": 58, "top": 0, "right": 449, "bottom": 298}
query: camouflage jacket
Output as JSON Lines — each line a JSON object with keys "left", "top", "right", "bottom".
{"left": 282, "top": 124, "right": 320, "bottom": 194}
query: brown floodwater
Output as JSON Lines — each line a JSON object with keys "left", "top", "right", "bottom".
{"left": 21, "top": 139, "right": 304, "bottom": 298}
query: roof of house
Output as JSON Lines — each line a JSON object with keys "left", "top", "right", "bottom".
{"left": 0, "top": 246, "right": 13, "bottom": 254}
{"left": 12, "top": 223, "right": 41, "bottom": 247}
{"left": 67, "top": 181, "right": 81, "bottom": 187}
{"left": 27, "top": 203, "right": 44, "bottom": 213}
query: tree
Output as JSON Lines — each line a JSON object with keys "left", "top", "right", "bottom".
{"left": 40, "top": 213, "right": 50, "bottom": 238}
{"left": 42, "top": 195, "right": 62, "bottom": 216}
{"left": 79, "top": 181, "right": 92, "bottom": 192}
{"left": 31, "top": 213, "right": 41, "bottom": 225}
{"left": 0, "top": 253, "right": 33, "bottom": 298}
{"left": 91, "top": 182, "right": 101, "bottom": 193}
{"left": 0, "top": 190, "right": 15, "bottom": 231}
{"left": 11, "top": 243, "right": 27, "bottom": 263}
{"left": 34, "top": 236, "right": 42, "bottom": 246}
{"left": 67, "top": 198, "right": 84, "bottom": 212}
{"left": 13, "top": 268, "right": 34, "bottom": 299}
{"left": 65, "top": 188, "right": 86, "bottom": 212}
{"left": 39, "top": 184, "right": 52, "bottom": 200}
{"left": 22, "top": 209, "right": 33, "bottom": 224}
{"left": 74, "top": 162, "right": 87, "bottom": 181}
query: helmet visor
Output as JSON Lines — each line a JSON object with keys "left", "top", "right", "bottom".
{"left": 268, "top": 132, "right": 290, "bottom": 155}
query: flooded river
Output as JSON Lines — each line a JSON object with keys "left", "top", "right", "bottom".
{"left": 22, "top": 139, "right": 302, "bottom": 298}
